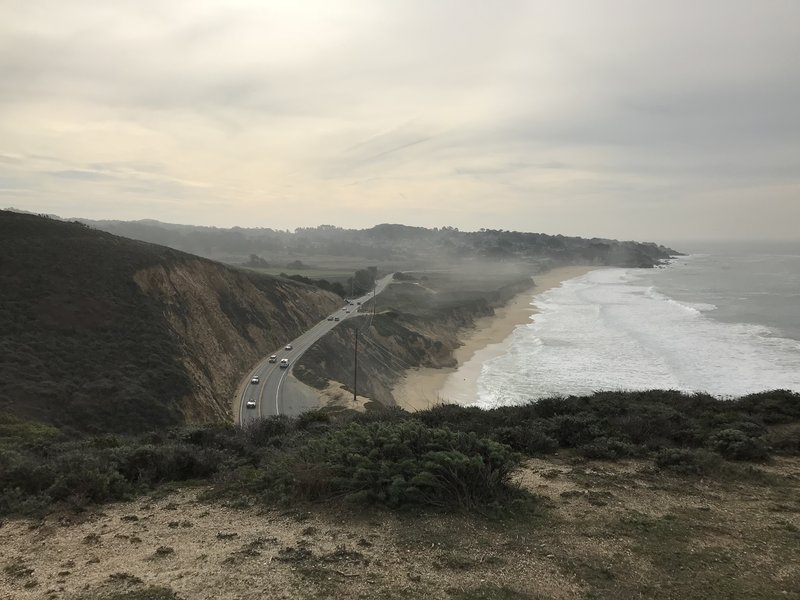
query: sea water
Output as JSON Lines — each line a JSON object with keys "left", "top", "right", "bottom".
{"left": 474, "top": 243, "right": 800, "bottom": 408}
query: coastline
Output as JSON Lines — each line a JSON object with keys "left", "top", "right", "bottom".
{"left": 391, "top": 265, "right": 598, "bottom": 412}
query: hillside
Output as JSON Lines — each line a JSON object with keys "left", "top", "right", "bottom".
{"left": 1, "top": 391, "right": 798, "bottom": 598}
{"left": 79, "top": 218, "right": 678, "bottom": 268}
{"left": 0, "top": 211, "right": 340, "bottom": 434}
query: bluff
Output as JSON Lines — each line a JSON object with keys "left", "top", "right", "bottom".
{"left": 295, "top": 274, "right": 535, "bottom": 406}
{"left": 0, "top": 211, "right": 339, "bottom": 433}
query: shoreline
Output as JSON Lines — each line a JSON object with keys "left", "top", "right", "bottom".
{"left": 391, "top": 265, "right": 598, "bottom": 412}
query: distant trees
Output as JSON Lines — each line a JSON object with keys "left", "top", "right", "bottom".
{"left": 349, "top": 266, "right": 378, "bottom": 296}
{"left": 244, "top": 254, "right": 270, "bottom": 268}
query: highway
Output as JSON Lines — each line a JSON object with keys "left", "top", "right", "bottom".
{"left": 237, "top": 274, "right": 394, "bottom": 425}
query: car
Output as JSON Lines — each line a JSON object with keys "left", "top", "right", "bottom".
{"left": 284, "top": 344, "right": 293, "bottom": 351}
{"left": 246, "top": 400, "right": 256, "bottom": 409}
{"left": 334, "top": 316, "right": 340, "bottom": 321}
{"left": 268, "top": 355, "right": 277, "bottom": 363}
{"left": 279, "top": 358, "right": 289, "bottom": 368}
{"left": 345, "top": 309, "right": 350, "bottom": 313}
{"left": 357, "top": 301, "right": 361, "bottom": 305}
{"left": 327, "top": 316, "right": 334, "bottom": 321}
{"left": 250, "top": 375, "right": 259, "bottom": 384}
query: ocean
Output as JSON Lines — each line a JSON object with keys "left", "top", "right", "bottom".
{"left": 474, "top": 243, "right": 800, "bottom": 408}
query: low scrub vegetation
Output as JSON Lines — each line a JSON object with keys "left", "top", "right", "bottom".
{"left": 0, "top": 390, "right": 797, "bottom": 517}
{"left": 408, "top": 389, "right": 799, "bottom": 464}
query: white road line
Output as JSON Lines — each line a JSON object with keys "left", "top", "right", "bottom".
{"left": 275, "top": 366, "right": 291, "bottom": 415}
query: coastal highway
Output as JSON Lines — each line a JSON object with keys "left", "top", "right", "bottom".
{"left": 237, "top": 274, "right": 394, "bottom": 425}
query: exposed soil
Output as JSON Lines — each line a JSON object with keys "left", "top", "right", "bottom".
{"left": 2, "top": 456, "right": 798, "bottom": 600}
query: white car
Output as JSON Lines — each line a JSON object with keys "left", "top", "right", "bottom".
{"left": 268, "top": 355, "right": 277, "bottom": 363}
{"left": 250, "top": 375, "right": 259, "bottom": 384}
{"left": 279, "top": 358, "right": 289, "bottom": 368}
{"left": 284, "top": 344, "right": 293, "bottom": 351}
{"left": 246, "top": 400, "right": 256, "bottom": 409}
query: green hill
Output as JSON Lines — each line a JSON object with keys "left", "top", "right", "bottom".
{"left": 0, "top": 210, "right": 339, "bottom": 434}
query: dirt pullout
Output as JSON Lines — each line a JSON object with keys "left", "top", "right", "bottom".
{"left": 2, "top": 456, "right": 797, "bottom": 600}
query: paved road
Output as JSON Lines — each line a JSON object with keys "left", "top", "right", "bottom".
{"left": 237, "top": 274, "right": 394, "bottom": 425}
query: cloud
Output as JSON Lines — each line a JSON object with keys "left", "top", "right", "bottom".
{"left": 0, "top": 0, "right": 798, "bottom": 240}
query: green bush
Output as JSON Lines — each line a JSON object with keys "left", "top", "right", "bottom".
{"left": 260, "top": 421, "right": 523, "bottom": 510}
{"left": 767, "top": 430, "right": 800, "bottom": 455}
{"left": 494, "top": 426, "right": 558, "bottom": 456}
{"left": 240, "top": 416, "right": 293, "bottom": 447}
{"left": 654, "top": 448, "right": 723, "bottom": 476}
{"left": 708, "top": 429, "right": 769, "bottom": 461}
{"left": 578, "top": 437, "right": 641, "bottom": 460}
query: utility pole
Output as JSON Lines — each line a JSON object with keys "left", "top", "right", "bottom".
{"left": 353, "top": 327, "right": 359, "bottom": 403}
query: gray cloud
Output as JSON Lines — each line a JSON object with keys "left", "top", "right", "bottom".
{"left": 1, "top": 0, "right": 798, "bottom": 241}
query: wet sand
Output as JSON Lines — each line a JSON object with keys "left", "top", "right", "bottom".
{"left": 392, "top": 265, "right": 597, "bottom": 412}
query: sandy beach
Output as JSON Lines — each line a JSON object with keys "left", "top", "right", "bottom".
{"left": 392, "top": 265, "right": 598, "bottom": 412}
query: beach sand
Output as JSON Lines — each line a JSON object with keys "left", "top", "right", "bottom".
{"left": 392, "top": 265, "right": 598, "bottom": 412}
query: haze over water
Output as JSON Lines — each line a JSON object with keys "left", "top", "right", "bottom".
{"left": 475, "top": 243, "right": 800, "bottom": 407}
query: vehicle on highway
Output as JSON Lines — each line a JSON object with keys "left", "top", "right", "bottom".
{"left": 357, "top": 301, "right": 361, "bottom": 305}
{"left": 250, "top": 375, "right": 259, "bottom": 384}
{"left": 327, "top": 316, "right": 334, "bottom": 321}
{"left": 345, "top": 309, "right": 350, "bottom": 313}
{"left": 334, "top": 316, "right": 340, "bottom": 321}
{"left": 279, "top": 358, "right": 289, "bottom": 368}
{"left": 246, "top": 400, "right": 256, "bottom": 409}
{"left": 268, "top": 355, "right": 277, "bottom": 363}
{"left": 284, "top": 344, "right": 293, "bottom": 351}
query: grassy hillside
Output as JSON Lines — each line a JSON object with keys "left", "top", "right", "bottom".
{"left": 0, "top": 390, "right": 797, "bottom": 597}
{"left": 0, "top": 211, "right": 339, "bottom": 434}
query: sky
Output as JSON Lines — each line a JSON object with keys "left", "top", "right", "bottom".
{"left": 1, "top": 1, "right": 798, "bottom": 243}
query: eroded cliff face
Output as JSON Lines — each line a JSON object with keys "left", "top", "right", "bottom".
{"left": 134, "top": 260, "right": 339, "bottom": 422}
{"left": 295, "top": 277, "right": 533, "bottom": 407}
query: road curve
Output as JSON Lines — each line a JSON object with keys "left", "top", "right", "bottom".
{"left": 237, "top": 274, "right": 393, "bottom": 425}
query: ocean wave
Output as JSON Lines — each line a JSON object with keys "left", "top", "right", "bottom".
{"left": 474, "top": 267, "right": 800, "bottom": 408}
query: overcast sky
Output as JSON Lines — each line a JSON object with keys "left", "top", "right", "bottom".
{"left": 1, "top": 1, "right": 798, "bottom": 242}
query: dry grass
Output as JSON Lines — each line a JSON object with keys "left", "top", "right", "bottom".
{"left": 2, "top": 456, "right": 798, "bottom": 599}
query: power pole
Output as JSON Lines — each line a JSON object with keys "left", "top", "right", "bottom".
{"left": 353, "top": 328, "right": 359, "bottom": 403}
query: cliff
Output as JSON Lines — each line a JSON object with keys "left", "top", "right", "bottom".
{"left": 295, "top": 273, "right": 535, "bottom": 406}
{"left": 0, "top": 210, "right": 339, "bottom": 433}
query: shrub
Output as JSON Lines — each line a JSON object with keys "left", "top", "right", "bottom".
{"left": 494, "top": 426, "right": 558, "bottom": 456}
{"left": 654, "top": 448, "right": 722, "bottom": 476}
{"left": 260, "top": 421, "right": 523, "bottom": 510}
{"left": 295, "top": 410, "right": 331, "bottom": 431}
{"left": 111, "top": 443, "right": 222, "bottom": 485}
{"left": 240, "top": 417, "right": 293, "bottom": 447}
{"left": 46, "top": 451, "right": 130, "bottom": 505}
{"left": 708, "top": 429, "right": 769, "bottom": 461}
{"left": 544, "top": 414, "right": 602, "bottom": 447}
{"left": 767, "top": 430, "right": 800, "bottom": 455}
{"left": 577, "top": 437, "right": 640, "bottom": 460}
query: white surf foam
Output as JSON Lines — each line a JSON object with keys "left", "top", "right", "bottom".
{"left": 474, "top": 268, "right": 800, "bottom": 408}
